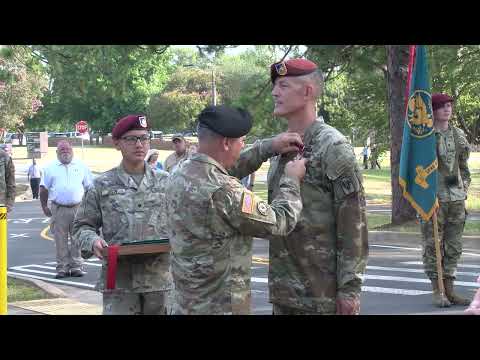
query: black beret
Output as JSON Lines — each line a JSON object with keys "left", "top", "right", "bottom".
{"left": 112, "top": 114, "right": 150, "bottom": 139}
{"left": 197, "top": 105, "right": 252, "bottom": 138}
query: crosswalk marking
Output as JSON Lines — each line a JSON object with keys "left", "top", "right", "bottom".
{"left": 371, "top": 244, "right": 480, "bottom": 257}
{"left": 362, "top": 274, "right": 480, "bottom": 288}
{"left": 9, "top": 259, "right": 480, "bottom": 297}
{"left": 402, "top": 261, "right": 480, "bottom": 269}
{"left": 45, "top": 261, "right": 101, "bottom": 267}
{"left": 361, "top": 286, "right": 431, "bottom": 296}
{"left": 7, "top": 271, "right": 95, "bottom": 288}
{"left": 367, "top": 265, "right": 479, "bottom": 277}
{"left": 10, "top": 266, "right": 57, "bottom": 276}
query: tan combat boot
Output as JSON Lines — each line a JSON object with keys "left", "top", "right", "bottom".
{"left": 444, "top": 278, "right": 471, "bottom": 306}
{"left": 430, "top": 279, "right": 451, "bottom": 307}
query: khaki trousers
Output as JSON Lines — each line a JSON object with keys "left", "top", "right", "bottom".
{"left": 50, "top": 203, "right": 83, "bottom": 273}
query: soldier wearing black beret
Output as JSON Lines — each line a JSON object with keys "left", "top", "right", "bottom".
{"left": 165, "top": 105, "right": 307, "bottom": 315}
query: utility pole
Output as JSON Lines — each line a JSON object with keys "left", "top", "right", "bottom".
{"left": 211, "top": 69, "right": 217, "bottom": 106}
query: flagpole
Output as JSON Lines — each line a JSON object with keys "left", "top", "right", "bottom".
{"left": 432, "top": 206, "right": 446, "bottom": 300}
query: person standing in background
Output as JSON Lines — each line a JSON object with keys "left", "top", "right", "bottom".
{"left": 27, "top": 158, "right": 42, "bottom": 199}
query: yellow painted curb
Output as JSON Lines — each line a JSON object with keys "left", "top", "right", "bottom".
{"left": 40, "top": 225, "right": 53, "bottom": 241}
{"left": 10, "top": 298, "right": 102, "bottom": 315}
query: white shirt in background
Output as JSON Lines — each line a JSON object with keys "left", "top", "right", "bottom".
{"left": 40, "top": 159, "right": 93, "bottom": 206}
{"left": 27, "top": 164, "right": 42, "bottom": 179}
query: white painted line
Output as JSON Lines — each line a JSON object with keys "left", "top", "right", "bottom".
{"left": 371, "top": 244, "right": 421, "bottom": 251}
{"left": 7, "top": 271, "right": 95, "bottom": 289}
{"left": 363, "top": 274, "right": 480, "bottom": 288}
{"left": 12, "top": 218, "right": 33, "bottom": 224}
{"left": 361, "top": 286, "right": 431, "bottom": 296}
{"left": 10, "top": 233, "right": 29, "bottom": 238}
{"left": 402, "top": 261, "right": 480, "bottom": 269}
{"left": 371, "top": 244, "right": 480, "bottom": 257}
{"left": 367, "top": 265, "right": 479, "bottom": 277}
{"left": 9, "top": 267, "right": 57, "bottom": 276}
{"left": 253, "top": 275, "right": 432, "bottom": 296}
{"left": 45, "top": 261, "right": 101, "bottom": 267}
{"left": 82, "top": 262, "right": 101, "bottom": 267}
{"left": 463, "top": 252, "right": 480, "bottom": 257}
{"left": 8, "top": 217, "right": 48, "bottom": 221}
{"left": 22, "top": 265, "right": 57, "bottom": 271}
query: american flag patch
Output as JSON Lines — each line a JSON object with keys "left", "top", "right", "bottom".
{"left": 241, "top": 191, "right": 254, "bottom": 214}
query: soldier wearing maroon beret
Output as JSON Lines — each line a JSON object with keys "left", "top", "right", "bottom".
{"left": 262, "top": 58, "right": 368, "bottom": 315}
{"left": 73, "top": 114, "right": 173, "bottom": 315}
{"left": 420, "top": 93, "right": 472, "bottom": 307}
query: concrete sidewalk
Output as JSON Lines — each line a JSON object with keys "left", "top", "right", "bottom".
{"left": 7, "top": 275, "right": 102, "bottom": 315}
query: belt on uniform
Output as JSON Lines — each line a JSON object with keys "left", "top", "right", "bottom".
{"left": 52, "top": 201, "right": 80, "bottom": 208}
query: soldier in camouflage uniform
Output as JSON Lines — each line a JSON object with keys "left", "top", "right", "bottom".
{"left": 0, "top": 148, "right": 15, "bottom": 213}
{"left": 264, "top": 59, "right": 369, "bottom": 315}
{"left": 73, "top": 115, "right": 172, "bottom": 315}
{"left": 166, "top": 105, "right": 306, "bottom": 315}
{"left": 420, "top": 93, "right": 471, "bottom": 307}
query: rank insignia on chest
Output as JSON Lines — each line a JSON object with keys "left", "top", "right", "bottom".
{"left": 241, "top": 191, "right": 255, "bottom": 214}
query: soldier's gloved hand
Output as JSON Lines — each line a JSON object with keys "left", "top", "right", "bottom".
{"left": 285, "top": 158, "right": 306, "bottom": 182}
{"left": 93, "top": 238, "right": 109, "bottom": 259}
{"left": 6, "top": 205, "right": 12, "bottom": 213}
{"left": 42, "top": 206, "right": 52, "bottom": 217}
{"left": 272, "top": 132, "right": 304, "bottom": 154}
{"left": 336, "top": 295, "right": 360, "bottom": 315}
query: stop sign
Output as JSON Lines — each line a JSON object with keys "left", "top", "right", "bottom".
{"left": 75, "top": 120, "right": 88, "bottom": 134}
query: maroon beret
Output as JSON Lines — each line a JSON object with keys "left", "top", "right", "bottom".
{"left": 431, "top": 93, "right": 454, "bottom": 111}
{"left": 271, "top": 58, "right": 318, "bottom": 83}
{"left": 112, "top": 114, "right": 150, "bottom": 139}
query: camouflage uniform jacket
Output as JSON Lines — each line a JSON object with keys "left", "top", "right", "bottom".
{"left": 266, "top": 118, "right": 369, "bottom": 313}
{"left": 435, "top": 125, "right": 471, "bottom": 202}
{"left": 166, "top": 143, "right": 302, "bottom": 315}
{"left": 73, "top": 162, "right": 171, "bottom": 293}
{"left": 0, "top": 149, "right": 15, "bottom": 209}
{"left": 164, "top": 151, "right": 188, "bottom": 172}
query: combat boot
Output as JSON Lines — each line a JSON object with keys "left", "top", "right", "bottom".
{"left": 430, "top": 279, "right": 451, "bottom": 307}
{"left": 444, "top": 278, "right": 471, "bottom": 306}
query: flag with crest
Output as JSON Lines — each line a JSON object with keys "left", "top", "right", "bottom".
{"left": 399, "top": 45, "right": 438, "bottom": 221}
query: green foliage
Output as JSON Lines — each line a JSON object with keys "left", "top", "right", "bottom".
{"left": 0, "top": 46, "right": 48, "bottom": 131}
{"left": 25, "top": 45, "right": 173, "bottom": 133}
{"left": 429, "top": 45, "right": 480, "bottom": 144}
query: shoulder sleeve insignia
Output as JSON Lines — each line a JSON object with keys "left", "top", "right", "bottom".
{"left": 257, "top": 201, "right": 268, "bottom": 216}
{"left": 241, "top": 190, "right": 255, "bottom": 214}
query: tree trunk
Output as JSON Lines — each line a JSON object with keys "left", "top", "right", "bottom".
{"left": 386, "top": 45, "right": 417, "bottom": 224}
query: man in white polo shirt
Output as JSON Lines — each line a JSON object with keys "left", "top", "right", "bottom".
{"left": 40, "top": 140, "right": 93, "bottom": 278}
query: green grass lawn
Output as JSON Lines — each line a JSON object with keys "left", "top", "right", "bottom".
{"left": 367, "top": 213, "right": 480, "bottom": 233}
{"left": 7, "top": 277, "right": 53, "bottom": 302}
{"left": 12, "top": 145, "right": 480, "bottom": 233}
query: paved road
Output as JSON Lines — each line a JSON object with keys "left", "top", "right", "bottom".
{"left": 7, "top": 202, "right": 480, "bottom": 314}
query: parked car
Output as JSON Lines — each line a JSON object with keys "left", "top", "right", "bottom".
{"left": 151, "top": 130, "right": 164, "bottom": 140}
{"left": 0, "top": 143, "right": 13, "bottom": 155}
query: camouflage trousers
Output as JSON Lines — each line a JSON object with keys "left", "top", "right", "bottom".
{"left": 102, "top": 290, "right": 172, "bottom": 315}
{"left": 272, "top": 303, "right": 334, "bottom": 315}
{"left": 50, "top": 203, "right": 83, "bottom": 273}
{"left": 420, "top": 200, "right": 466, "bottom": 280}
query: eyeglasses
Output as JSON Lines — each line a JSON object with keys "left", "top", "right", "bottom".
{"left": 120, "top": 135, "right": 151, "bottom": 145}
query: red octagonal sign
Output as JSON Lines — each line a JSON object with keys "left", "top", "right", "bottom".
{"left": 75, "top": 120, "right": 88, "bottom": 134}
